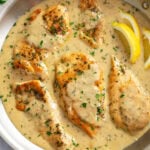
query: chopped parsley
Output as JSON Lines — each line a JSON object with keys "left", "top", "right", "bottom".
{"left": 50, "top": 26, "right": 57, "bottom": 35}
{"left": 81, "top": 103, "right": 87, "bottom": 108}
{"left": 120, "top": 93, "right": 125, "bottom": 98}
{"left": 100, "top": 49, "right": 103, "bottom": 52}
{"left": 39, "top": 40, "right": 43, "bottom": 48}
{"left": 97, "top": 106, "right": 103, "bottom": 115}
{"left": 113, "top": 46, "right": 119, "bottom": 52}
{"left": 3, "top": 98, "right": 7, "bottom": 102}
{"left": 25, "top": 107, "right": 30, "bottom": 112}
{"left": 73, "top": 32, "right": 78, "bottom": 38}
{"left": 65, "top": 0, "right": 70, "bottom": 5}
{"left": 13, "top": 22, "right": 16, "bottom": 27}
{"left": 6, "top": 35, "right": 9, "bottom": 39}
{"left": 95, "top": 93, "right": 105, "bottom": 100}
{"left": 69, "top": 22, "right": 74, "bottom": 26}
{"left": 46, "top": 131, "right": 52, "bottom": 136}
{"left": 72, "top": 140, "right": 79, "bottom": 147}
{"left": 0, "top": 0, "right": 7, "bottom": 4}
{"left": 9, "top": 45, "right": 13, "bottom": 48}
{"left": 120, "top": 65, "right": 125, "bottom": 74}
{"left": 45, "top": 119, "right": 50, "bottom": 127}
{"left": 77, "top": 70, "right": 83, "bottom": 76}
{"left": 80, "top": 90, "right": 84, "bottom": 94}
{"left": 112, "top": 35, "right": 115, "bottom": 39}
{"left": 0, "top": 95, "right": 3, "bottom": 99}
{"left": 90, "top": 51, "right": 95, "bottom": 56}
{"left": 90, "top": 15, "right": 99, "bottom": 22}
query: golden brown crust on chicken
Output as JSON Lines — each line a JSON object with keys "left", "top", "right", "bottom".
{"left": 14, "top": 41, "right": 47, "bottom": 62}
{"left": 79, "top": 21, "right": 103, "bottom": 48}
{"left": 14, "top": 80, "right": 74, "bottom": 150}
{"left": 14, "top": 80, "right": 47, "bottom": 111}
{"left": 13, "top": 41, "right": 48, "bottom": 79}
{"left": 79, "top": 0, "right": 98, "bottom": 11}
{"left": 43, "top": 5, "right": 70, "bottom": 35}
{"left": 109, "top": 57, "right": 150, "bottom": 133}
{"left": 39, "top": 121, "right": 74, "bottom": 150}
{"left": 55, "top": 53, "right": 105, "bottom": 137}
{"left": 67, "top": 107, "right": 97, "bottom": 137}
{"left": 55, "top": 53, "right": 94, "bottom": 88}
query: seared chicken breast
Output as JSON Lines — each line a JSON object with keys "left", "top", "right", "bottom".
{"left": 43, "top": 5, "right": 70, "bottom": 36}
{"left": 54, "top": 53, "right": 105, "bottom": 137}
{"left": 14, "top": 80, "right": 74, "bottom": 150}
{"left": 13, "top": 41, "right": 48, "bottom": 80}
{"left": 109, "top": 57, "right": 150, "bottom": 133}
{"left": 26, "top": 5, "right": 70, "bottom": 49}
{"left": 80, "top": 21, "right": 103, "bottom": 48}
{"left": 79, "top": 1, "right": 104, "bottom": 49}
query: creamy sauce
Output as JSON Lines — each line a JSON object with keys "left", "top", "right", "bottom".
{"left": 0, "top": 0, "right": 150, "bottom": 149}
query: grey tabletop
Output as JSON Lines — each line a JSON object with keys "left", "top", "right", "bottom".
{"left": 0, "top": 137, "right": 12, "bottom": 150}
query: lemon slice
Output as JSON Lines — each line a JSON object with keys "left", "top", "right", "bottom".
{"left": 120, "top": 11, "right": 140, "bottom": 39}
{"left": 143, "top": 28, "right": 150, "bottom": 69}
{"left": 112, "top": 22, "right": 140, "bottom": 63}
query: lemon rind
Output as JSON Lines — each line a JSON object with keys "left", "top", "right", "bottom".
{"left": 112, "top": 22, "right": 140, "bottom": 64}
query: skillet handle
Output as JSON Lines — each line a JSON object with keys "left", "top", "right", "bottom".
{"left": 124, "top": 0, "right": 150, "bottom": 19}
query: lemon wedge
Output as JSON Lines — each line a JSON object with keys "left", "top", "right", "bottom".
{"left": 112, "top": 11, "right": 141, "bottom": 63}
{"left": 120, "top": 11, "right": 140, "bottom": 39}
{"left": 143, "top": 28, "right": 150, "bottom": 69}
{"left": 112, "top": 22, "right": 140, "bottom": 63}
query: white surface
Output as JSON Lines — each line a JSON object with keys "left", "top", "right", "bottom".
{"left": 0, "top": 138, "right": 12, "bottom": 150}
{"left": 0, "top": 0, "right": 150, "bottom": 150}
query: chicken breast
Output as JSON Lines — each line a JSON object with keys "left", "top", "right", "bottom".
{"left": 14, "top": 80, "right": 75, "bottom": 150}
{"left": 54, "top": 53, "right": 105, "bottom": 137}
{"left": 26, "top": 5, "right": 70, "bottom": 50}
{"left": 79, "top": 21, "right": 103, "bottom": 48}
{"left": 79, "top": 2, "right": 104, "bottom": 49}
{"left": 43, "top": 5, "right": 70, "bottom": 36}
{"left": 109, "top": 57, "right": 150, "bottom": 133}
{"left": 13, "top": 41, "right": 48, "bottom": 80}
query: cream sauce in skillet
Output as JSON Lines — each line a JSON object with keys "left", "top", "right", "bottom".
{"left": 0, "top": 0, "right": 150, "bottom": 149}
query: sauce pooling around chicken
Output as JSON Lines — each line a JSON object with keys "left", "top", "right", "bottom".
{"left": 0, "top": 0, "right": 150, "bottom": 150}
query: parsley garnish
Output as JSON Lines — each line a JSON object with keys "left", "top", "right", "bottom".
{"left": 25, "top": 107, "right": 30, "bottom": 112}
{"left": 69, "top": 22, "right": 74, "bottom": 26}
{"left": 46, "top": 131, "right": 52, "bottom": 136}
{"left": 113, "top": 46, "right": 119, "bottom": 52}
{"left": 9, "top": 45, "right": 13, "bottom": 48}
{"left": 77, "top": 70, "right": 83, "bottom": 76}
{"left": 0, "top": 0, "right": 7, "bottom": 4}
{"left": 39, "top": 40, "right": 43, "bottom": 48}
{"left": 81, "top": 103, "right": 87, "bottom": 108}
{"left": 3, "top": 98, "right": 7, "bottom": 102}
{"left": 45, "top": 119, "right": 50, "bottom": 127}
{"left": 90, "top": 51, "right": 95, "bottom": 56}
{"left": 74, "top": 32, "right": 78, "bottom": 38}
{"left": 97, "top": 106, "right": 103, "bottom": 115}
{"left": 120, "top": 93, "right": 125, "bottom": 98}
{"left": 0, "top": 95, "right": 3, "bottom": 99}
{"left": 95, "top": 93, "right": 105, "bottom": 100}
{"left": 72, "top": 140, "right": 79, "bottom": 147}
